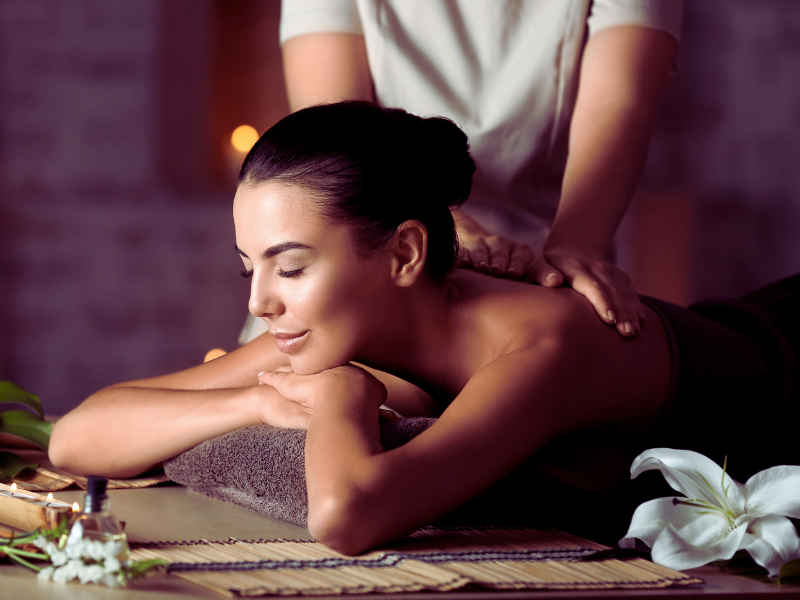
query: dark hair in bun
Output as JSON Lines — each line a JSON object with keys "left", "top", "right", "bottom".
{"left": 239, "top": 101, "right": 475, "bottom": 279}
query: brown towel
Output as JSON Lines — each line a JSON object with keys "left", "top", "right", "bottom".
{"left": 163, "top": 418, "right": 436, "bottom": 527}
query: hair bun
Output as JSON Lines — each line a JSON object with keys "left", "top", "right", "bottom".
{"left": 417, "top": 116, "right": 475, "bottom": 209}
{"left": 386, "top": 110, "right": 475, "bottom": 211}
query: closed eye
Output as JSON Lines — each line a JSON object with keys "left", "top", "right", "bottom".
{"left": 240, "top": 269, "right": 253, "bottom": 278}
{"left": 278, "top": 267, "right": 304, "bottom": 278}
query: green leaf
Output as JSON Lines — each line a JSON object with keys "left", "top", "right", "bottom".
{"left": 0, "top": 382, "right": 43, "bottom": 418}
{"left": 0, "top": 411, "right": 52, "bottom": 451}
{"left": 0, "top": 451, "right": 39, "bottom": 482}
{"left": 124, "top": 558, "right": 168, "bottom": 582}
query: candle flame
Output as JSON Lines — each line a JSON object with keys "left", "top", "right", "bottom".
{"left": 72, "top": 502, "right": 80, "bottom": 512}
{"left": 10, "top": 483, "right": 16, "bottom": 491}
{"left": 47, "top": 493, "right": 54, "bottom": 501}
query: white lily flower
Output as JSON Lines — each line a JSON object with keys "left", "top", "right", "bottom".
{"left": 620, "top": 448, "right": 800, "bottom": 577}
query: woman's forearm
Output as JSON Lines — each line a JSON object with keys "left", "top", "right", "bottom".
{"left": 303, "top": 372, "right": 388, "bottom": 554}
{"left": 49, "top": 385, "right": 267, "bottom": 478}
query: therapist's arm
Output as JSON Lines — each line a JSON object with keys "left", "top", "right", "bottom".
{"left": 282, "top": 32, "right": 375, "bottom": 112}
{"left": 528, "top": 25, "right": 678, "bottom": 337}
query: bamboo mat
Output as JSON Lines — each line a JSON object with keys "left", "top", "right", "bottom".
{"left": 7, "top": 449, "right": 169, "bottom": 492}
{"left": 130, "top": 527, "right": 702, "bottom": 597}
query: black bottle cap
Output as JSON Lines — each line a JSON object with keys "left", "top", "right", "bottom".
{"left": 86, "top": 476, "right": 108, "bottom": 499}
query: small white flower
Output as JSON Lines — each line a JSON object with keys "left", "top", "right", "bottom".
{"left": 87, "top": 539, "right": 108, "bottom": 561}
{"left": 44, "top": 541, "right": 59, "bottom": 557}
{"left": 32, "top": 536, "right": 48, "bottom": 550}
{"left": 104, "top": 557, "right": 121, "bottom": 573}
{"left": 103, "top": 540, "right": 124, "bottom": 559}
{"left": 52, "top": 560, "right": 82, "bottom": 584}
{"left": 102, "top": 573, "right": 122, "bottom": 588}
{"left": 65, "top": 541, "right": 83, "bottom": 560}
{"left": 621, "top": 448, "right": 800, "bottom": 577}
{"left": 49, "top": 549, "right": 68, "bottom": 567}
{"left": 78, "top": 564, "right": 105, "bottom": 584}
{"left": 37, "top": 566, "right": 54, "bottom": 581}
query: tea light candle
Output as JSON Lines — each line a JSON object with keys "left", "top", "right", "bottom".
{"left": 4, "top": 483, "right": 36, "bottom": 500}
{"left": 0, "top": 483, "right": 70, "bottom": 507}
{"left": 31, "top": 491, "right": 71, "bottom": 509}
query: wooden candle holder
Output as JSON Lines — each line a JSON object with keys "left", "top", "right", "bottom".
{"left": 0, "top": 483, "right": 73, "bottom": 532}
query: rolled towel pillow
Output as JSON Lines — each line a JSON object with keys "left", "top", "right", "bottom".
{"left": 164, "top": 417, "right": 436, "bottom": 527}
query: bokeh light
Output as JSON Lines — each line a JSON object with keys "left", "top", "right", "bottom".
{"left": 230, "top": 125, "right": 259, "bottom": 153}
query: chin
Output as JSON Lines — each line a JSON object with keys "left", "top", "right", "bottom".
{"left": 290, "top": 350, "right": 355, "bottom": 376}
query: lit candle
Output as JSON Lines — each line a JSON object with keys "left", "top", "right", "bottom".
{"left": 6, "top": 483, "right": 35, "bottom": 500}
{"left": 72, "top": 502, "right": 80, "bottom": 513}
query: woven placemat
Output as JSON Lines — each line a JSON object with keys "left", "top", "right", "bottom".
{"left": 8, "top": 449, "right": 170, "bottom": 492}
{"left": 130, "top": 527, "right": 702, "bottom": 597}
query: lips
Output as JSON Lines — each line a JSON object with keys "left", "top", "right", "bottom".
{"left": 271, "top": 330, "right": 309, "bottom": 354}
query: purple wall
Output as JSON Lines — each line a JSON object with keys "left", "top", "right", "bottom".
{"left": 1, "top": 1, "right": 799, "bottom": 416}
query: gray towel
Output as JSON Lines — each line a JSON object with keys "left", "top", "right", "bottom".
{"left": 164, "top": 418, "right": 436, "bottom": 527}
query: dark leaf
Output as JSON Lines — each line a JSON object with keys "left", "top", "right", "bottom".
{"left": 0, "top": 451, "right": 38, "bottom": 482}
{"left": 0, "top": 411, "right": 52, "bottom": 451}
{"left": 0, "top": 382, "right": 43, "bottom": 418}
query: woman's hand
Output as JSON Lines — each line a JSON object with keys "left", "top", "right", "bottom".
{"left": 453, "top": 209, "right": 535, "bottom": 280}
{"left": 527, "top": 246, "right": 644, "bottom": 337}
{"left": 252, "top": 378, "right": 314, "bottom": 430}
{"left": 258, "top": 365, "right": 387, "bottom": 425}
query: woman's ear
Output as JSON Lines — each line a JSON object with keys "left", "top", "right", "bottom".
{"left": 389, "top": 220, "right": 428, "bottom": 287}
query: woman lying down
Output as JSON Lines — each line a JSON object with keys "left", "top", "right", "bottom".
{"left": 50, "top": 102, "right": 800, "bottom": 555}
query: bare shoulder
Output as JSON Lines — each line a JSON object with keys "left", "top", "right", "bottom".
{"left": 446, "top": 271, "right": 671, "bottom": 430}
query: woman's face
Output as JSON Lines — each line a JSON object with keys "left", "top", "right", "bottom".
{"left": 233, "top": 182, "right": 391, "bottom": 375}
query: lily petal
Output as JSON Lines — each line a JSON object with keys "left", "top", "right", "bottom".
{"left": 744, "top": 466, "right": 800, "bottom": 519}
{"left": 741, "top": 514, "right": 800, "bottom": 578}
{"left": 651, "top": 515, "right": 748, "bottom": 571}
{"left": 631, "top": 448, "right": 745, "bottom": 514}
{"left": 620, "top": 497, "right": 700, "bottom": 549}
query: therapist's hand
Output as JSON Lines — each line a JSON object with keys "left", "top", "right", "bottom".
{"left": 453, "top": 209, "right": 535, "bottom": 280}
{"left": 527, "top": 246, "right": 645, "bottom": 337}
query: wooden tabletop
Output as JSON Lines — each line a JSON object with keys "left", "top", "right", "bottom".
{"left": 1, "top": 485, "right": 799, "bottom": 599}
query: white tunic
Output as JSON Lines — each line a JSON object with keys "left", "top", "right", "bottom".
{"left": 280, "top": 0, "right": 682, "bottom": 251}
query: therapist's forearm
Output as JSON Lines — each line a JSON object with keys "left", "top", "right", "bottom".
{"left": 546, "top": 26, "right": 677, "bottom": 259}
{"left": 546, "top": 103, "right": 654, "bottom": 257}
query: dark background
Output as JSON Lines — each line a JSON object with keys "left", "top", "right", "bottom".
{"left": 1, "top": 1, "right": 799, "bottom": 417}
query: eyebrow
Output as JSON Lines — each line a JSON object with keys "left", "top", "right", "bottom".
{"left": 235, "top": 241, "right": 312, "bottom": 260}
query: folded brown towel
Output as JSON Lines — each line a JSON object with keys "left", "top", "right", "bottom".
{"left": 163, "top": 418, "right": 436, "bottom": 527}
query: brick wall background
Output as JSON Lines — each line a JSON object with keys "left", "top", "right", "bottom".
{"left": 1, "top": 0, "right": 799, "bottom": 416}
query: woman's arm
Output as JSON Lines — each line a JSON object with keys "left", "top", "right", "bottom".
{"left": 260, "top": 298, "right": 671, "bottom": 554}
{"left": 282, "top": 33, "right": 375, "bottom": 112}
{"left": 530, "top": 26, "right": 678, "bottom": 336}
{"left": 262, "top": 346, "right": 571, "bottom": 554}
{"left": 49, "top": 333, "right": 301, "bottom": 478}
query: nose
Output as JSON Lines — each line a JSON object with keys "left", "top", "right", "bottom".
{"left": 248, "top": 270, "right": 284, "bottom": 319}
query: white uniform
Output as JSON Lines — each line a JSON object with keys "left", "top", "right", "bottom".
{"left": 241, "top": 0, "right": 683, "bottom": 343}
{"left": 280, "top": 0, "right": 682, "bottom": 251}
